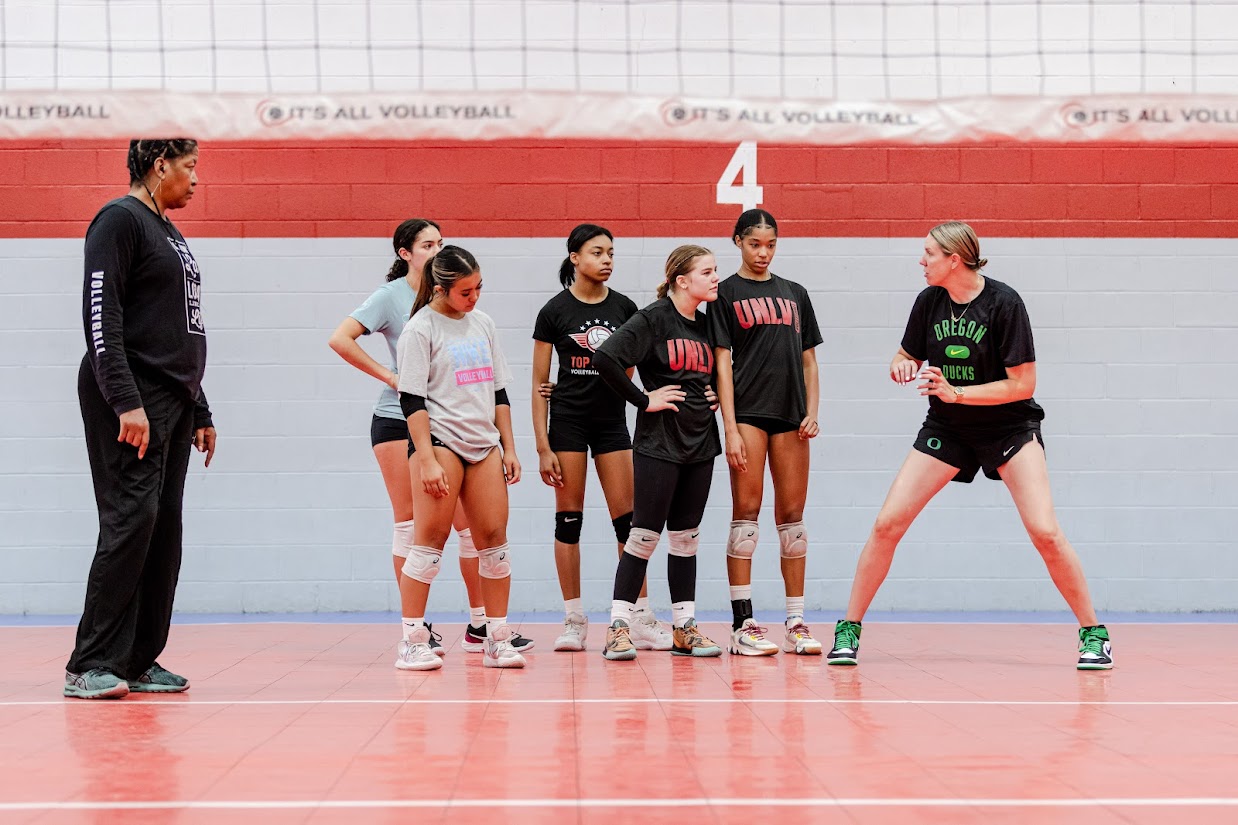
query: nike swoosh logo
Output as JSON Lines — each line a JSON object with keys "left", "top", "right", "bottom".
{"left": 640, "top": 537, "right": 654, "bottom": 542}
{"left": 1003, "top": 445, "right": 1015, "bottom": 456}
{"left": 564, "top": 518, "right": 578, "bottom": 522}
{"left": 691, "top": 532, "right": 699, "bottom": 539}
{"left": 945, "top": 345, "right": 971, "bottom": 359}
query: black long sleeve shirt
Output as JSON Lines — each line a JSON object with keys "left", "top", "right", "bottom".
{"left": 82, "top": 196, "right": 212, "bottom": 428}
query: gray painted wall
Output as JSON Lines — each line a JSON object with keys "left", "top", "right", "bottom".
{"left": 2, "top": 236, "right": 1235, "bottom": 614}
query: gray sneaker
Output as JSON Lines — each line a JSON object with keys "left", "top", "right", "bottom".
{"left": 64, "top": 668, "right": 130, "bottom": 700}
{"left": 128, "top": 662, "right": 190, "bottom": 693}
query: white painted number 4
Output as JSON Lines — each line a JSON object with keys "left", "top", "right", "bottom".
{"left": 715, "top": 141, "right": 763, "bottom": 212}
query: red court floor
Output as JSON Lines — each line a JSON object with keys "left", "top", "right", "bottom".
{"left": 2, "top": 620, "right": 1237, "bottom": 824}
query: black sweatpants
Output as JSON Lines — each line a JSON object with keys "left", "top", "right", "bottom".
{"left": 614, "top": 453, "right": 714, "bottom": 604}
{"left": 68, "top": 357, "right": 194, "bottom": 679}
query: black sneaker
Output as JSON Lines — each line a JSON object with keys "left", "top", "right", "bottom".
{"left": 1077, "top": 625, "right": 1113, "bottom": 670}
{"left": 462, "top": 623, "right": 536, "bottom": 653}
{"left": 426, "top": 622, "right": 445, "bottom": 657}
{"left": 826, "top": 620, "right": 862, "bottom": 666}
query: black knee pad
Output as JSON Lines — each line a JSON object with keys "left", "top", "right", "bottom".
{"left": 555, "top": 511, "right": 584, "bottom": 544}
{"left": 611, "top": 511, "right": 633, "bottom": 544}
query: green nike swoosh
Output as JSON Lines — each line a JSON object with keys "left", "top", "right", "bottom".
{"left": 945, "top": 345, "right": 971, "bottom": 359}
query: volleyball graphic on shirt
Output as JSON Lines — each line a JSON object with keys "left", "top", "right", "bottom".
{"left": 569, "top": 320, "right": 617, "bottom": 352}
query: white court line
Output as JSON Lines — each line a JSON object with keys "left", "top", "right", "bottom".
{"left": 3, "top": 697, "right": 1238, "bottom": 707}
{"left": 1, "top": 798, "right": 1238, "bottom": 811}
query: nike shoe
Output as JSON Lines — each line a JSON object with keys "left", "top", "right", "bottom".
{"left": 426, "top": 622, "right": 445, "bottom": 657}
{"left": 127, "top": 662, "right": 190, "bottom": 693}
{"left": 728, "top": 618, "right": 779, "bottom": 656}
{"left": 63, "top": 668, "right": 129, "bottom": 700}
{"left": 462, "top": 623, "right": 536, "bottom": 653}
{"left": 1077, "top": 625, "right": 1114, "bottom": 670}
{"left": 630, "top": 610, "right": 673, "bottom": 651}
{"left": 671, "top": 619, "right": 722, "bottom": 657}
{"left": 782, "top": 620, "right": 823, "bottom": 655}
{"left": 396, "top": 627, "right": 443, "bottom": 671}
{"left": 554, "top": 612, "right": 588, "bottom": 651}
{"left": 826, "top": 620, "right": 862, "bottom": 665}
{"left": 483, "top": 625, "right": 527, "bottom": 668}
{"left": 602, "top": 619, "right": 637, "bottom": 661}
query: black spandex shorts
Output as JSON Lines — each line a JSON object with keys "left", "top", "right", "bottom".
{"left": 406, "top": 434, "right": 457, "bottom": 460}
{"left": 371, "top": 415, "right": 409, "bottom": 447}
{"left": 548, "top": 414, "right": 632, "bottom": 456}
{"left": 735, "top": 415, "right": 799, "bottom": 436}
{"left": 913, "top": 420, "right": 1044, "bottom": 483}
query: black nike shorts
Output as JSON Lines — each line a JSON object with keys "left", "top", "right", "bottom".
{"left": 370, "top": 414, "right": 410, "bottom": 448}
{"left": 913, "top": 421, "right": 1044, "bottom": 483}
{"left": 548, "top": 414, "right": 632, "bottom": 457}
{"left": 735, "top": 415, "right": 799, "bottom": 436}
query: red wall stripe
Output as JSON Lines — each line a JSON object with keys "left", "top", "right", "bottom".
{"left": 1, "top": 140, "right": 1235, "bottom": 238}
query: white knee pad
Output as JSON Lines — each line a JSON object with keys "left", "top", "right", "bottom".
{"left": 668, "top": 528, "right": 700, "bottom": 558}
{"left": 391, "top": 519, "right": 415, "bottom": 559}
{"left": 401, "top": 544, "right": 443, "bottom": 584}
{"left": 478, "top": 543, "right": 511, "bottom": 579}
{"left": 726, "top": 520, "right": 759, "bottom": 560}
{"left": 623, "top": 527, "right": 661, "bottom": 560}
{"left": 457, "top": 528, "right": 478, "bottom": 559}
{"left": 777, "top": 521, "right": 808, "bottom": 559}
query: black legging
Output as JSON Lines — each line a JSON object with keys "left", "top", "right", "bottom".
{"left": 613, "top": 454, "right": 714, "bottom": 605}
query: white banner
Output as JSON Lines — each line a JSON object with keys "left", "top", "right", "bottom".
{"left": 1, "top": 91, "right": 1237, "bottom": 143}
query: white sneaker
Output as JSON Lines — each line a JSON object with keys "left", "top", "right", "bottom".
{"left": 554, "top": 612, "right": 588, "bottom": 651}
{"left": 782, "top": 619, "right": 823, "bottom": 655}
{"left": 728, "top": 618, "right": 779, "bottom": 656}
{"left": 395, "top": 627, "right": 443, "bottom": 671}
{"left": 483, "top": 624, "right": 527, "bottom": 668}
{"left": 629, "top": 609, "right": 673, "bottom": 651}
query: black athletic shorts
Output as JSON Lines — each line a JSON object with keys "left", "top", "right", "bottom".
{"left": 913, "top": 420, "right": 1044, "bottom": 483}
{"left": 406, "top": 434, "right": 453, "bottom": 459}
{"left": 371, "top": 414, "right": 409, "bottom": 447}
{"left": 735, "top": 415, "right": 799, "bottom": 436}
{"left": 548, "top": 414, "right": 632, "bottom": 456}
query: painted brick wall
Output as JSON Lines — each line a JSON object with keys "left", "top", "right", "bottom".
{"left": 1, "top": 140, "right": 1235, "bottom": 614}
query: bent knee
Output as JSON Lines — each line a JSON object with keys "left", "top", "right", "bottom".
{"left": 1028, "top": 524, "right": 1067, "bottom": 555}
{"left": 871, "top": 514, "right": 912, "bottom": 543}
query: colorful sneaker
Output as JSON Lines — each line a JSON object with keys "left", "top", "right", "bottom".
{"left": 483, "top": 625, "right": 527, "bottom": 668}
{"left": 602, "top": 619, "right": 637, "bottom": 661}
{"left": 64, "top": 668, "right": 129, "bottom": 700}
{"left": 728, "top": 618, "right": 779, "bottom": 656}
{"left": 463, "top": 623, "right": 535, "bottom": 653}
{"left": 396, "top": 627, "right": 442, "bottom": 671}
{"left": 554, "top": 612, "right": 589, "bottom": 651}
{"left": 1077, "top": 625, "right": 1113, "bottom": 670}
{"left": 128, "top": 662, "right": 190, "bottom": 693}
{"left": 826, "top": 620, "right": 862, "bottom": 666}
{"left": 671, "top": 619, "right": 722, "bottom": 657}
{"left": 426, "top": 622, "right": 445, "bottom": 657}
{"left": 783, "top": 619, "right": 823, "bottom": 655}
{"left": 630, "top": 609, "right": 673, "bottom": 651}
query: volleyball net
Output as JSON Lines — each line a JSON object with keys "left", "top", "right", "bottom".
{"left": 1, "top": 0, "right": 1237, "bottom": 143}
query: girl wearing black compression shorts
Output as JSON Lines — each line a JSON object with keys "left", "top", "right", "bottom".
{"left": 394, "top": 246, "right": 525, "bottom": 671}
{"left": 592, "top": 245, "right": 724, "bottom": 661}
{"left": 532, "top": 225, "right": 673, "bottom": 653}
{"left": 709, "top": 209, "right": 824, "bottom": 657}
{"left": 828, "top": 222, "right": 1112, "bottom": 671}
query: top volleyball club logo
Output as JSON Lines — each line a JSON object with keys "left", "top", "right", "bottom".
{"left": 570, "top": 321, "right": 615, "bottom": 352}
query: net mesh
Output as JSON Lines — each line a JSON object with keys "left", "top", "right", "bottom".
{"left": 3, "top": 0, "right": 1236, "bottom": 99}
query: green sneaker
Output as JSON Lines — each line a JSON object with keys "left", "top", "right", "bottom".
{"left": 826, "top": 620, "right": 862, "bottom": 666}
{"left": 1077, "top": 625, "right": 1113, "bottom": 670}
{"left": 64, "top": 668, "right": 130, "bottom": 699}
{"left": 128, "top": 663, "right": 190, "bottom": 693}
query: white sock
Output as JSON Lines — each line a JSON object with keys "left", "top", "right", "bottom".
{"left": 610, "top": 599, "right": 635, "bottom": 625}
{"left": 401, "top": 617, "right": 425, "bottom": 641}
{"left": 486, "top": 615, "right": 507, "bottom": 635}
{"left": 729, "top": 585, "right": 752, "bottom": 601}
{"left": 634, "top": 596, "right": 651, "bottom": 614}
{"left": 786, "top": 596, "right": 805, "bottom": 624}
{"left": 671, "top": 601, "right": 694, "bottom": 628}
{"left": 469, "top": 606, "right": 485, "bottom": 628}
{"left": 564, "top": 597, "right": 583, "bottom": 618}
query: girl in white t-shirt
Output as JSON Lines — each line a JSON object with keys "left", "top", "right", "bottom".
{"left": 395, "top": 246, "right": 525, "bottom": 670}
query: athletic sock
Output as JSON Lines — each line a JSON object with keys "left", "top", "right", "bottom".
{"left": 401, "top": 617, "right": 425, "bottom": 641}
{"left": 564, "top": 597, "right": 583, "bottom": 618}
{"left": 469, "top": 606, "right": 485, "bottom": 629}
{"left": 486, "top": 615, "right": 508, "bottom": 636}
{"left": 786, "top": 596, "right": 805, "bottom": 625}
{"left": 730, "top": 585, "right": 753, "bottom": 630}
{"left": 634, "top": 596, "right": 651, "bottom": 615}
{"left": 610, "top": 599, "right": 635, "bottom": 625}
{"left": 671, "top": 601, "right": 695, "bottom": 629}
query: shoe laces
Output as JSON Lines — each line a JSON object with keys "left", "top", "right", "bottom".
{"left": 1079, "top": 629, "right": 1107, "bottom": 655}
{"left": 683, "top": 625, "right": 713, "bottom": 648}
{"left": 742, "top": 623, "right": 769, "bottom": 640}
{"left": 834, "top": 622, "right": 859, "bottom": 650}
{"left": 787, "top": 621, "right": 812, "bottom": 639}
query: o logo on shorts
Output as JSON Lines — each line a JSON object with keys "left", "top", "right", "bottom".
{"left": 927, "top": 437, "right": 942, "bottom": 450}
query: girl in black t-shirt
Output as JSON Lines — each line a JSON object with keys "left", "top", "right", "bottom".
{"left": 828, "top": 222, "right": 1112, "bottom": 671}
{"left": 592, "top": 245, "right": 724, "bottom": 660}
{"left": 532, "top": 225, "right": 673, "bottom": 654}
{"left": 709, "top": 209, "right": 824, "bottom": 658}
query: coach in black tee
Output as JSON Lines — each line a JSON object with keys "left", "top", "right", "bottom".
{"left": 828, "top": 222, "right": 1112, "bottom": 672}
{"left": 65, "top": 140, "right": 216, "bottom": 700}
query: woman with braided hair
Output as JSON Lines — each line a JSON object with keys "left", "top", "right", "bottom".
{"left": 66, "top": 139, "right": 216, "bottom": 699}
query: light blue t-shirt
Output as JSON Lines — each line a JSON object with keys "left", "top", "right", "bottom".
{"left": 350, "top": 277, "right": 416, "bottom": 420}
